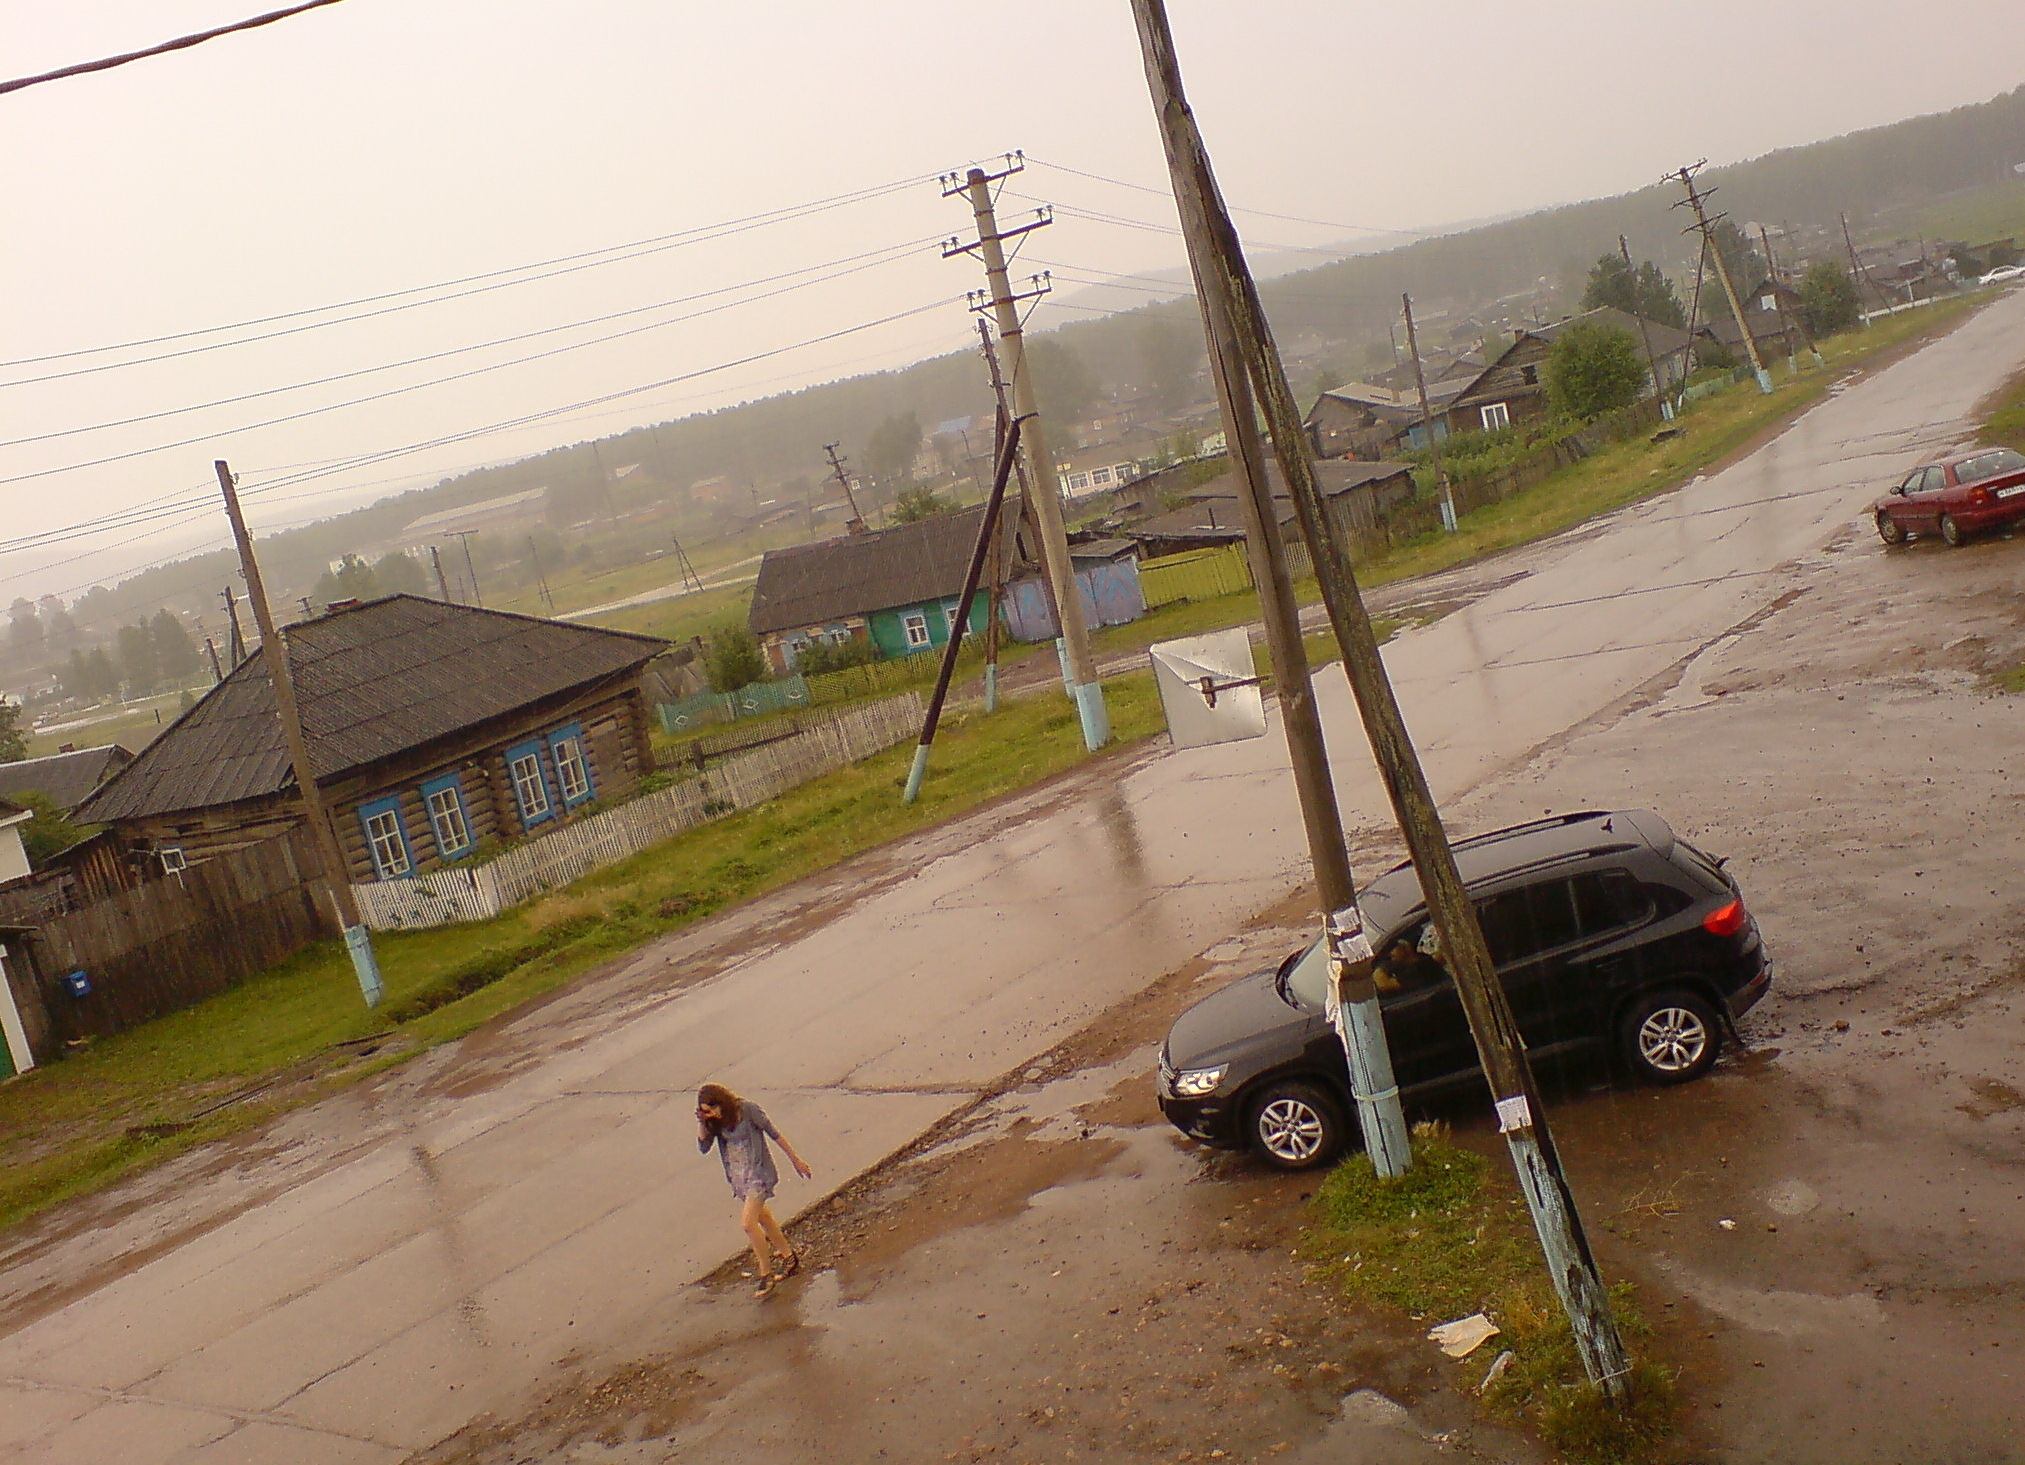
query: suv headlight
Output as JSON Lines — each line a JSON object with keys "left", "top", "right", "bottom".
{"left": 1172, "top": 1065, "right": 1227, "bottom": 1097}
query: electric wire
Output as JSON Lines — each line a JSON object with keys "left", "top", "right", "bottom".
{"left": 1024, "top": 155, "right": 1427, "bottom": 239}
{"left": 0, "top": 0, "right": 348, "bottom": 96}
{"left": 2, "top": 233, "right": 942, "bottom": 452}
{"left": 1, "top": 172, "right": 934, "bottom": 374}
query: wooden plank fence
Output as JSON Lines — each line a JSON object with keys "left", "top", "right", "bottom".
{"left": 353, "top": 692, "right": 925, "bottom": 931}
{"left": 14, "top": 827, "right": 334, "bottom": 1055}
{"left": 1138, "top": 545, "right": 1253, "bottom": 608}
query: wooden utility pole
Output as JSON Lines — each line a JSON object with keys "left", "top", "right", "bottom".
{"left": 220, "top": 584, "right": 248, "bottom": 666}
{"left": 1616, "top": 237, "right": 1675, "bottom": 421}
{"left": 428, "top": 544, "right": 453, "bottom": 602}
{"left": 902, "top": 416, "right": 1025, "bottom": 804}
{"left": 526, "top": 536, "right": 555, "bottom": 612}
{"left": 944, "top": 158, "right": 1109, "bottom": 750}
{"left": 203, "top": 636, "right": 223, "bottom": 684}
{"left": 448, "top": 530, "right": 484, "bottom": 607}
{"left": 1841, "top": 211, "right": 1878, "bottom": 325}
{"left": 975, "top": 318, "right": 1033, "bottom": 716}
{"left": 1757, "top": 223, "right": 1821, "bottom": 368}
{"left": 822, "top": 442, "right": 869, "bottom": 534}
{"left": 1400, "top": 293, "right": 1455, "bottom": 530}
{"left": 1131, "top": 0, "right": 1631, "bottom": 1401}
{"left": 1673, "top": 163, "right": 1772, "bottom": 393}
{"left": 213, "top": 460, "right": 383, "bottom": 1008}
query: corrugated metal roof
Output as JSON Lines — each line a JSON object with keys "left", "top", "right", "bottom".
{"left": 748, "top": 506, "right": 1021, "bottom": 635}
{"left": 76, "top": 596, "right": 665, "bottom": 823}
{"left": 0, "top": 744, "right": 133, "bottom": 813}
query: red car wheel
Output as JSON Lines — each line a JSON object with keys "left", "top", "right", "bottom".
{"left": 1876, "top": 511, "right": 1906, "bottom": 545}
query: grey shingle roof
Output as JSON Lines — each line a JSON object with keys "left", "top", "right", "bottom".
{"left": 748, "top": 506, "right": 1006, "bottom": 635}
{"left": 75, "top": 596, "right": 665, "bottom": 823}
{"left": 0, "top": 744, "right": 133, "bottom": 814}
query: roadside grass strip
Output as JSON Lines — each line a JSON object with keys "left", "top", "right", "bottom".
{"left": 0, "top": 672, "right": 1167, "bottom": 1230}
{"left": 1304, "top": 1125, "right": 1675, "bottom": 1464}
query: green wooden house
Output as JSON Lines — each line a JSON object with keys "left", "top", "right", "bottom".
{"left": 748, "top": 504, "right": 1026, "bottom": 675}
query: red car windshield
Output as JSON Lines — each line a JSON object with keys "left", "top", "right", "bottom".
{"left": 1954, "top": 448, "right": 2025, "bottom": 485}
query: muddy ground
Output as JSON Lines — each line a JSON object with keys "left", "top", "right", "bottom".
{"left": 409, "top": 508, "right": 2025, "bottom": 1465}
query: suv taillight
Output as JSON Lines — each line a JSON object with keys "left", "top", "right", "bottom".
{"left": 1702, "top": 899, "right": 1746, "bottom": 937}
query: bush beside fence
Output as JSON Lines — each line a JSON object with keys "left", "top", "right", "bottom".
{"left": 353, "top": 692, "right": 925, "bottom": 931}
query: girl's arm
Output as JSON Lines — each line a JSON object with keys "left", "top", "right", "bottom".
{"left": 773, "top": 1130, "right": 814, "bottom": 1179}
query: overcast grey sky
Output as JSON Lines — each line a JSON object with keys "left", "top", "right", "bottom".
{"left": 3, "top": 0, "right": 2018, "bottom": 604}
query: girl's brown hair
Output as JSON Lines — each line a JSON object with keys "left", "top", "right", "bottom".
{"left": 696, "top": 1083, "right": 742, "bottom": 1127}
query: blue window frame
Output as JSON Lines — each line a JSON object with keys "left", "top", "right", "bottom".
{"left": 357, "top": 795, "right": 412, "bottom": 879}
{"left": 420, "top": 771, "right": 474, "bottom": 859}
{"left": 545, "top": 721, "right": 595, "bottom": 807}
{"left": 506, "top": 737, "right": 555, "bottom": 828}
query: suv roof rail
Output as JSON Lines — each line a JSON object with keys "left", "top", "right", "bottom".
{"left": 1380, "top": 810, "right": 1622, "bottom": 876}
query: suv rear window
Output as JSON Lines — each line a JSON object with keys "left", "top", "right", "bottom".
{"left": 1476, "top": 870, "right": 1652, "bottom": 965}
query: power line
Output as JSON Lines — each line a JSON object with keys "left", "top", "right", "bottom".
{"left": 1024, "top": 155, "right": 1426, "bottom": 239}
{"left": 0, "top": 292, "right": 963, "bottom": 562}
{"left": 0, "top": 0, "right": 349, "bottom": 96}
{"left": 0, "top": 172, "right": 933, "bottom": 374}
{"left": 2, "top": 233, "right": 940, "bottom": 453}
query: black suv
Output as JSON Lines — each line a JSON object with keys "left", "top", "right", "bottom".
{"left": 1157, "top": 810, "right": 1772, "bottom": 1169}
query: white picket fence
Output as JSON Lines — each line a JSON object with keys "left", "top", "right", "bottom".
{"left": 352, "top": 692, "right": 925, "bottom": 931}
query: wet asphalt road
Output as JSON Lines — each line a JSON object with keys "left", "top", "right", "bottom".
{"left": 1, "top": 289, "right": 2022, "bottom": 1463}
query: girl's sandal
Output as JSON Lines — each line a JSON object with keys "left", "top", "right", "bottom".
{"left": 753, "top": 1271, "right": 779, "bottom": 1299}
{"left": 775, "top": 1249, "right": 802, "bottom": 1279}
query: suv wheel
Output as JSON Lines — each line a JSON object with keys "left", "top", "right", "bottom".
{"left": 1246, "top": 1081, "right": 1346, "bottom": 1170}
{"left": 1875, "top": 511, "right": 1905, "bottom": 545}
{"left": 1621, "top": 991, "right": 1720, "bottom": 1084}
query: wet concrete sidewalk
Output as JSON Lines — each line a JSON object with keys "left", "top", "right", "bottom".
{"left": 1, "top": 290, "right": 2021, "bottom": 1463}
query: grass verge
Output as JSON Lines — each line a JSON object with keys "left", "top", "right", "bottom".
{"left": 0, "top": 672, "right": 1166, "bottom": 1231}
{"left": 1305, "top": 1125, "right": 1674, "bottom": 1463}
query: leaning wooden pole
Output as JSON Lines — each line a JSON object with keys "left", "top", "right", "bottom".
{"left": 902, "top": 416, "right": 1026, "bottom": 803}
{"left": 215, "top": 459, "right": 384, "bottom": 1008}
{"left": 1129, "top": 0, "right": 1631, "bottom": 1403}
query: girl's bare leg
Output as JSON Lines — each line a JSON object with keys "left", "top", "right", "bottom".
{"left": 753, "top": 1199, "right": 794, "bottom": 1259}
{"left": 739, "top": 1195, "right": 775, "bottom": 1275}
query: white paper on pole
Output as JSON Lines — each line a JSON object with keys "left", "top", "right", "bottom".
{"left": 1148, "top": 627, "right": 1267, "bottom": 749}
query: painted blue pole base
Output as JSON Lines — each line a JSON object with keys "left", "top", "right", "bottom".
{"left": 901, "top": 743, "right": 931, "bottom": 803}
{"left": 1754, "top": 368, "right": 1775, "bottom": 395}
{"left": 1073, "top": 680, "right": 1111, "bottom": 751}
{"left": 343, "top": 923, "right": 385, "bottom": 1008}
{"left": 1658, "top": 399, "right": 1676, "bottom": 422}
{"left": 1053, "top": 636, "right": 1073, "bottom": 695}
{"left": 1342, "top": 994, "right": 1412, "bottom": 1178}
{"left": 1438, "top": 496, "right": 1458, "bottom": 533}
{"left": 983, "top": 663, "right": 998, "bottom": 714}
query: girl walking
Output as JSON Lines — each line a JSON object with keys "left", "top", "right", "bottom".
{"left": 695, "top": 1083, "right": 813, "bottom": 1297}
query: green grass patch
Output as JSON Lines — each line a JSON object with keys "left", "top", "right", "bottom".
{"left": 1979, "top": 362, "right": 2025, "bottom": 454}
{"left": 1307, "top": 1126, "right": 1674, "bottom": 1464}
{"left": 0, "top": 671, "right": 1167, "bottom": 1231}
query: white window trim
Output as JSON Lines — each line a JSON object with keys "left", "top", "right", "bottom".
{"left": 426, "top": 786, "right": 471, "bottom": 855}
{"left": 364, "top": 810, "right": 410, "bottom": 878}
{"left": 902, "top": 611, "right": 931, "bottom": 648}
{"left": 1480, "top": 401, "right": 1510, "bottom": 431}
{"left": 158, "top": 845, "right": 188, "bottom": 874}
{"left": 510, "top": 753, "right": 551, "bottom": 819}
{"left": 553, "top": 737, "right": 591, "bottom": 804}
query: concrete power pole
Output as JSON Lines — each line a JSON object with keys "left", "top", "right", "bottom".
{"left": 448, "top": 530, "right": 484, "bottom": 608}
{"left": 1400, "top": 293, "right": 1455, "bottom": 529}
{"left": 943, "top": 158, "right": 1109, "bottom": 750}
{"left": 1841, "top": 211, "right": 1879, "bottom": 326}
{"left": 213, "top": 460, "right": 384, "bottom": 1009}
{"left": 1131, "top": 0, "right": 1632, "bottom": 1403}
{"left": 1673, "top": 162, "right": 1772, "bottom": 394}
{"left": 428, "top": 544, "right": 454, "bottom": 602}
{"left": 1616, "top": 236, "right": 1676, "bottom": 422}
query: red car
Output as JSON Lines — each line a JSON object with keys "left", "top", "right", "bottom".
{"left": 1874, "top": 447, "right": 2025, "bottom": 547}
